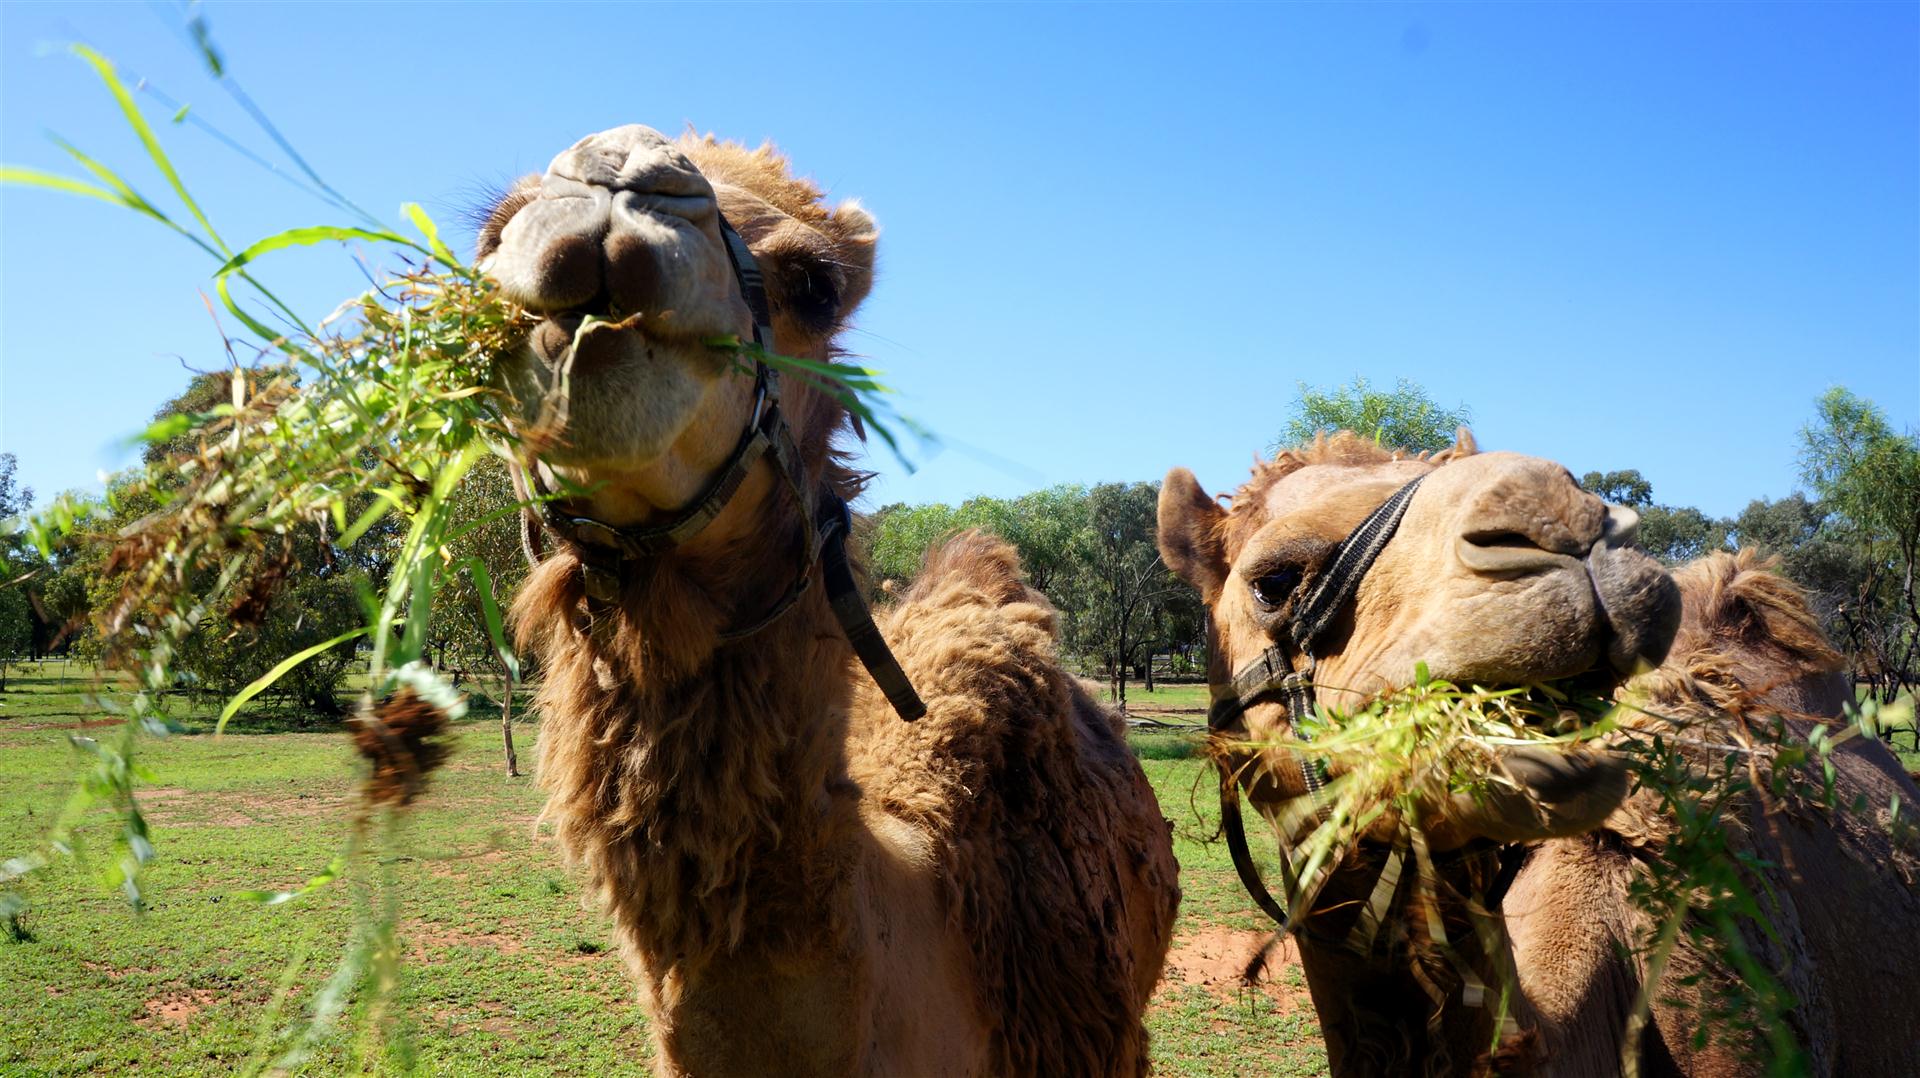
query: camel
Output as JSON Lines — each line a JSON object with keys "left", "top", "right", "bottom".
{"left": 479, "top": 125, "right": 1179, "bottom": 1076}
{"left": 1157, "top": 431, "right": 1920, "bottom": 1076}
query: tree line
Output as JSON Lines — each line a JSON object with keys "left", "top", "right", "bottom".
{"left": 0, "top": 372, "right": 530, "bottom": 719}
{"left": 2, "top": 376, "right": 1915, "bottom": 720}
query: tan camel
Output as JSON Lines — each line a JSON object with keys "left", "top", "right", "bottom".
{"left": 1158, "top": 431, "right": 1920, "bottom": 1076}
{"left": 481, "top": 125, "right": 1178, "bottom": 1076}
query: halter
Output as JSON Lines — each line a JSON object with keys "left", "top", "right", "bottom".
{"left": 518, "top": 212, "right": 925, "bottom": 722}
{"left": 1209, "top": 470, "right": 1531, "bottom": 1046}
{"left": 1207, "top": 475, "right": 1427, "bottom": 938}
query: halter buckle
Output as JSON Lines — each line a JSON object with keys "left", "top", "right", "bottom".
{"left": 562, "top": 516, "right": 629, "bottom": 554}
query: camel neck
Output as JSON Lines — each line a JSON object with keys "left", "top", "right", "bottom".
{"left": 525, "top": 524, "right": 863, "bottom": 964}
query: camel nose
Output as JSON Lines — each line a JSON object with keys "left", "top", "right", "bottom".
{"left": 1586, "top": 529, "right": 1681, "bottom": 673}
{"left": 483, "top": 125, "right": 728, "bottom": 323}
{"left": 1598, "top": 503, "right": 1640, "bottom": 549}
{"left": 1453, "top": 459, "right": 1608, "bottom": 576}
{"left": 1455, "top": 527, "right": 1581, "bottom": 575}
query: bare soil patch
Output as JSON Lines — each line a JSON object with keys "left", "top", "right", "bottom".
{"left": 83, "top": 960, "right": 160, "bottom": 981}
{"left": 6, "top": 717, "right": 121, "bottom": 732}
{"left": 1158, "top": 924, "right": 1310, "bottom": 1010}
{"left": 139, "top": 787, "right": 346, "bottom": 828}
{"left": 406, "top": 920, "right": 526, "bottom": 959}
{"left": 433, "top": 1000, "right": 518, "bottom": 1038}
{"left": 138, "top": 988, "right": 220, "bottom": 1029}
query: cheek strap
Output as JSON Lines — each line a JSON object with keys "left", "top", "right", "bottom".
{"left": 1206, "top": 475, "right": 1428, "bottom": 940}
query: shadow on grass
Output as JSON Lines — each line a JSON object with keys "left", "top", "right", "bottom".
{"left": 1130, "top": 729, "right": 1207, "bottom": 761}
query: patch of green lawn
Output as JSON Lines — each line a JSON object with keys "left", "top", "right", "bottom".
{"left": 1, "top": 664, "right": 1322, "bottom": 1075}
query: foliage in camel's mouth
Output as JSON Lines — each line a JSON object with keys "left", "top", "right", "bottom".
{"left": 1224, "top": 665, "right": 1913, "bottom": 1075}
{"left": 1237, "top": 667, "right": 1619, "bottom": 870}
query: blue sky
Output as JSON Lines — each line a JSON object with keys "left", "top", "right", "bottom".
{"left": 2, "top": 2, "right": 1914, "bottom": 520}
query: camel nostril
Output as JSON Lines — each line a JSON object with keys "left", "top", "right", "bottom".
{"left": 1456, "top": 529, "right": 1580, "bottom": 575}
{"left": 1462, "top": 530, "right": 1544, "bottom": 552}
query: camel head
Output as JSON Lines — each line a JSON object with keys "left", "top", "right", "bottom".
{"left": 478, "top": 124, "right": 877, "bottom": 525}
{"left": 1158, "top": 431, "right": 1682, "bottom": 847}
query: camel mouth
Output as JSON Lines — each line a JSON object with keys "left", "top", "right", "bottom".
{"left": 530, "top": 312, "right": 635, "bottom": 376}
{"left": 1339, "top": 668, "right": 1624, "bottom": 737}
{"left": 494, "top": 311, "right": 728, "bottom": 472}
{"left": 1503, "top": 668, "right": 1627, "bottom": 724}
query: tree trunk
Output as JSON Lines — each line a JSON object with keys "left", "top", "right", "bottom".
{"left": 499, "top": 674, "right": 521, "bottom": 777}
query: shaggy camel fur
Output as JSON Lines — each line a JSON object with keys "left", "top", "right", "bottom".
{"left": 1158, "top": 432, "right": 1920, "bottom": 1076}
{"left": 492, "top": 126, "right": 1178, "bottom": 1076}
{"left": 1504, "top": 550, "right": 1920, "bottom": 1077}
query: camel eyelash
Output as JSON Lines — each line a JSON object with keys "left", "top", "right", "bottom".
{"left": 474, "top": 188, "right": 536, "bottom": 259}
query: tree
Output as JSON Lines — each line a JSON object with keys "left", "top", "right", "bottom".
{"left": 862, "top": 485, "right": 1092, "bottom": 603}
{"left": 1071, "top": 482, "right": 1182, "bottom": 711}
{"left": 1578, "top": 469, "right": 1654, "bottom": 508}
{"left": 1636, "top": 505, "right": 1733, "bottom": 565}
{"left": 1798, "top": 387, "right": 1920, "bottom": 703}
{"left": 1279, "top": 376, "right": 1471, "bottom": 454}
{"left": 0, "top": 454, "right": 34, "bottom": 688}
{"left": 64, "top": 375, "right": 377, "bottom": 718}
{"left": 863, "top": 501, "right": 961, "bottom": 595}
{"left": 418, "top": 454, "right": 531, "bottom": 774}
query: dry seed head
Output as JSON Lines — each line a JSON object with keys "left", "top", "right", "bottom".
{"left": 351, "top": 687, "right": 453, "bottom": 808}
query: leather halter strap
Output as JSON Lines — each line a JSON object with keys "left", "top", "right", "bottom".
{"left": 1209, "top": 474, "right": 1426, "bottom": 942}
{"left": 517, "top": 211, "right": 925, "bottom": 722}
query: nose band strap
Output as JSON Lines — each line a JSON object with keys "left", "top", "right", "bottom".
{"left": 1288, "top": 474, "right": 1426, "bottom": 654}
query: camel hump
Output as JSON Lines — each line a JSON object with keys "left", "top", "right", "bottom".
{"left": 898, "top": 529, "right": 1041, "bottom": 611}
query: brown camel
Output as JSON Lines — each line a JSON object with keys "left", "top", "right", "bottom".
{"left": 1158, "top": 431, "right": 1920, "bottom": 1076}
{"left": 480, "top": 125, "right": 1178, "bottom": 1076}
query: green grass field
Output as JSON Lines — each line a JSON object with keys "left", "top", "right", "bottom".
{"left": 0, "top": 665, "right": 1326, "bottom": 1076}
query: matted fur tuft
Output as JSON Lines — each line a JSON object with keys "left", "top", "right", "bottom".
{"left": 1229, "top": 428, "right": 1479, "bottom": 515}
{"left": 1218, "top": 429, "right": 1479, "bottom": 556}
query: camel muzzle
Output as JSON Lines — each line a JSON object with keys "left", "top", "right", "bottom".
{"left": 501, "top": 140, "right": 928, "bottom": 724}
{"left": 484, "top": 124, "right": 739, "bottom": 331}
{"left": 1584, "top": 504, "right": 1682, "bottom": 675}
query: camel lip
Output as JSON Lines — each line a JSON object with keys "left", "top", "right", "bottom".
{"left": 529, "top": 313, "right": 651, "bottom": 370}
{"left": 1453, "top": 535, "right": 1584, "bottom": 577}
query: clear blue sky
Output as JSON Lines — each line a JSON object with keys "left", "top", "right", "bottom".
{"left": 2, "top": 2, "right": 1915, "bottom": 520}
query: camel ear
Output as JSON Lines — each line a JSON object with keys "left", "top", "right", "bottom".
{"left": 1431, "top": 427, "right": 1478, "bottom": 463}
{"left": 824, "top": 199, "right": 878, "bottom": 314}
{"left": 1159, "top": 468, "right": 1229, "bottom": 603}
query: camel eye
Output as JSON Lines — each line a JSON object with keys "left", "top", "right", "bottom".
{"left": 1250, "top": 568, "right": 1301, "bottom": 608}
